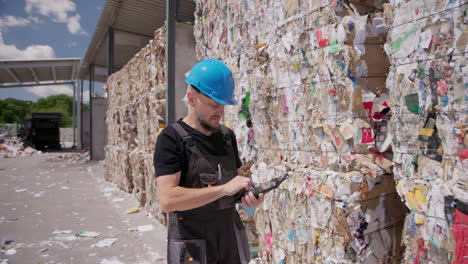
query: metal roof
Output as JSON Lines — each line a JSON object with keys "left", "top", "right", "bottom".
{"left": 0, "top": 58, "right": 80, "bottom": 88}
{"left": 79, "top": 0, "right": 195, "bottom": 82}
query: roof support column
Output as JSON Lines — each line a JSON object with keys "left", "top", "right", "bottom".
{"left": 166, "top": 0, "right": 176, "bottom": 125}
{"left": 89, "top": 64, "right": 94, "bottom": 159}
{"left": 52, "top": 66, "right": 57, "bottom": 82}
{"left": 107, "top": 27, "right": 114, "bottom": 76}
{"left": 72, "top": 81, "right": 77, "bottom": 149}
{"left": 77, "top": 79, "right": 82, "bottom": 150}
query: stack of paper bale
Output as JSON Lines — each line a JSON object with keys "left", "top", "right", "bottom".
{"left": 100, "top": 0, "right": 466, "bottom": 260}
{"left": 385, "top": 0, "right": 467, "bottom": 262}
{"left": 193, "top": 0, "right": 411, "bottom": 262}
{"left": 104, "top": 27, "right": 167, "bottom": 223}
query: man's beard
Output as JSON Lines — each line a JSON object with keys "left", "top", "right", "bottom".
{"left": 197, "top": 115, "right": 220, "bottom": 132}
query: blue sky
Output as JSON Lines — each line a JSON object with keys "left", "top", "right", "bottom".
{"left": 0, "top": 0, "right": 106, "bottom": 102}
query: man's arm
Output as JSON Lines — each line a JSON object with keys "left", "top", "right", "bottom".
{"left": 156, "top": 171, "right": 253, "bottom": 212}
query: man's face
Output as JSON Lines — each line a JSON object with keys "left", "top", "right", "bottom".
{"left": 194, "top": 91, "right": 225, "bottom": 132}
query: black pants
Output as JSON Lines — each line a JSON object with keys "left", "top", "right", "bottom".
{"left": 168, "top": 208, "right": 246, "bottom": 264}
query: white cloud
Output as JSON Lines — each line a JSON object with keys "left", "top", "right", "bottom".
{"left": 66, "top": 14, "right": 86, "bottom": 35}
{"left": 0, "top": 15, "right": 56, "bottom": 60}
{"left": 67, "top": 40, "right": 77, "bottom": 47}
{"left": 25, "top": 0, "right": 87, "bottom": 35}
{"left": 0, "top": 41, "right": 55, "bottom": 60}
{"left": 0, "top": 16, "right": 31, "bottom": 28}
{"left": 25, "top": 0, "right": 75, "bottom": 21}
{"left": 25, "top": 85, "right": 73, "bottom": 97}
{"left": 0, "top": 14, "right": 54, "bottom": 61}
{"left": 27, "top": 16, "right": 43, "bottom": 24}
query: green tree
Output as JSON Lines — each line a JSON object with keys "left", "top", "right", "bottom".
{"left": 0, "top": 98, "right": 32, "bottom": 124}
{"left": 0, "top": 95, "right": 74, "bottom": 127}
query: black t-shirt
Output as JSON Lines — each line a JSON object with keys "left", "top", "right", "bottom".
{"left": 153, "top": 119, "right": 242, "bottom": 178}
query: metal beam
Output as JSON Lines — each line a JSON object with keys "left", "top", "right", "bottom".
{"left": 79, "top": 79, "right": 83, "bottom": 150}
{"left": 0, "top": 59, "right": 80, "bottom": 69}
{"left": 0, "top": 81, "right": 75, "bottom": 88}
{"left": 76, "top": 80, "right": 81, "bottom": 150}
{"left": 29, "top": 67, "right": 39, "bottom": 84}
{"left": 89, "top": 64, "right": 94, "bottom": 159}
{"left": 72, "top": 82, "right": 76, "bottom": 149}
{"left": 107, "top": 27, "right": 114, "bottom": 76}
{"left": 6, "top": 68, "right": 20, "bottom": 83}
{"left": 70, "top": 64, "right": 76, "bottom": 80}
{"left": 52, "top": 66, "right": 57, "bottom": 82}
{"left": 166, "top": 0, "right": 176, "bottom": 125}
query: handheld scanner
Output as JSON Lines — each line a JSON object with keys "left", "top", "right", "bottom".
{"left": 250, "top": 173, "right": 289, "bottom": 198}
{"left": 232, "top": 173, "right": 289, "bottom": 204}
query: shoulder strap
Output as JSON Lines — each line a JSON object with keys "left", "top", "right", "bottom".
{"left": 172, "top": 122, "right": 191, "bottom": 142}
{"left": 171, "top": 122, "right": 204, "bottom": 157}
{"left": 173, "top": 122, "right": 233, "bottom": 153}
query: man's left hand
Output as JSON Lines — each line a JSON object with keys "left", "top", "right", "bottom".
{"left": 241, "top": 191, "right": 264, "bottom": 207}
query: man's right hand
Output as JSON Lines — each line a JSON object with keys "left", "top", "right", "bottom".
{"left": 222, "top": 176, "right": 252, "bottom": 196}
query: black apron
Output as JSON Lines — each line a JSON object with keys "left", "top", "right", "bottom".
{"left": 167, "top": 123, "right": 250, "bottom": 264}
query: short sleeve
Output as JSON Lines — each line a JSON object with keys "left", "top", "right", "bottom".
{"left": 230, "top": 129, "right": 243, "bottom": 169}
{"left": 153, "top": 127, "right": 183, "bottom": 177}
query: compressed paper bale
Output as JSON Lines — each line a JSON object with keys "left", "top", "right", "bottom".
{"left": 249, "top": 165, "right": 406, "bottom": 263}
{"left": 130, "top": 149, "right": 145, "bottom": 187}
{"left": 192, "top": 0, "right": 415, "bottom": 262}
{"left": 136, "top": 97, "right": 149, "bottom": 153}
{"left": 144, "top": 155, "right": 157, "bottom": 207}
{"left": 180, "top": 0, "right": 468, "bottom": 262}
{"left": 103, "top": 27, "right": 167, "bottom": 224}
{"left": 391, "top": 113, "right": 421, "bottom": 155}
{"left": 385, "top": 0, "right": 467, "bottom": 262}
{"left": 121, "top": 149, "right": 134, "bottom": 192}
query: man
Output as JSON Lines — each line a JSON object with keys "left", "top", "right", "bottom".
{"left": 154, "top": 58, "right": 264, "bottom": 264}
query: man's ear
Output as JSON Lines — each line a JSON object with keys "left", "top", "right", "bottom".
{"left": 187, "top": 90, "right": 197, "bottom": 107}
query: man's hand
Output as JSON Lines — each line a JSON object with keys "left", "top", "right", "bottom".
{"left": 241, "top": 191, "right": 264, "bottom": 207}
{"left": 222, "top": 176, "right": 252, "bottom": 196}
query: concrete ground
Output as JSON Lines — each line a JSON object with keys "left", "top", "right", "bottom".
{"left": 0, "top": 151, "right": 167, "bottom": 264}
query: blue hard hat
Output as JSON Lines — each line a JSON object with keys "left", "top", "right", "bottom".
{"left": 185, "top": 59, "right": 237, "bottom": 105}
